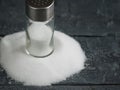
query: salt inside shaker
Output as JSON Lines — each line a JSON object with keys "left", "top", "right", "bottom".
{"left": 25, "top": 0, "right": 54, "bottom": 58}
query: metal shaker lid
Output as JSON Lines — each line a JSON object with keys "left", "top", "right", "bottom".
{"left": 25, "top": 0, "right": 54, "bottom": 22}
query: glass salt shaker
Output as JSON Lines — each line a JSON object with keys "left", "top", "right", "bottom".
{"left": 25, "top": 0, "right": 54, "bottom": 58}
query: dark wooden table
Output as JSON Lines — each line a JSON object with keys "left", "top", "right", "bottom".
{"left": 0, "top": 0, "right": 120, "bottom": 89}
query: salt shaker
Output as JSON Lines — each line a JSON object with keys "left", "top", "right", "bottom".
{"left": 25, "top": 0, "right": 54, "bottom": 58}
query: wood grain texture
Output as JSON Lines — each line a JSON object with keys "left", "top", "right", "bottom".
{"left": 1, "top": 85, "right": 120, "bottom": 90}
{"left": 0, "top": 0, "right": 120, "bottom": 36}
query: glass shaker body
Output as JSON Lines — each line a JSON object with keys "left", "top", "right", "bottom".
{"left": 25, "top": 17, "right": 54, "bottom": 58}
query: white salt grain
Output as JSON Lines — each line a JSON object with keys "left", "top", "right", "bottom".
{"left": 0, "top": 30, "right": 86, "bottom": 86}
{"left": 26, "top": 24, "right": 53, "bottom": 56}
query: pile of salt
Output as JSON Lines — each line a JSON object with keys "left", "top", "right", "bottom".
{"left": 0, "top": 28, "right": 86, "bottom": 86}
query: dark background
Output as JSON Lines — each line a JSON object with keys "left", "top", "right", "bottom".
{"left": 1, "top": 0, "right": 120, "bottom": 89}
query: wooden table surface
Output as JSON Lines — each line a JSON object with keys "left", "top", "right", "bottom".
{"left": 0, "top": 0, "right": 120, "bottom": 89}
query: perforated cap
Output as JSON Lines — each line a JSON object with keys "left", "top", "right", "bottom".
{"left": 25, "top": 0, "right": 54, "bottom": 21}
